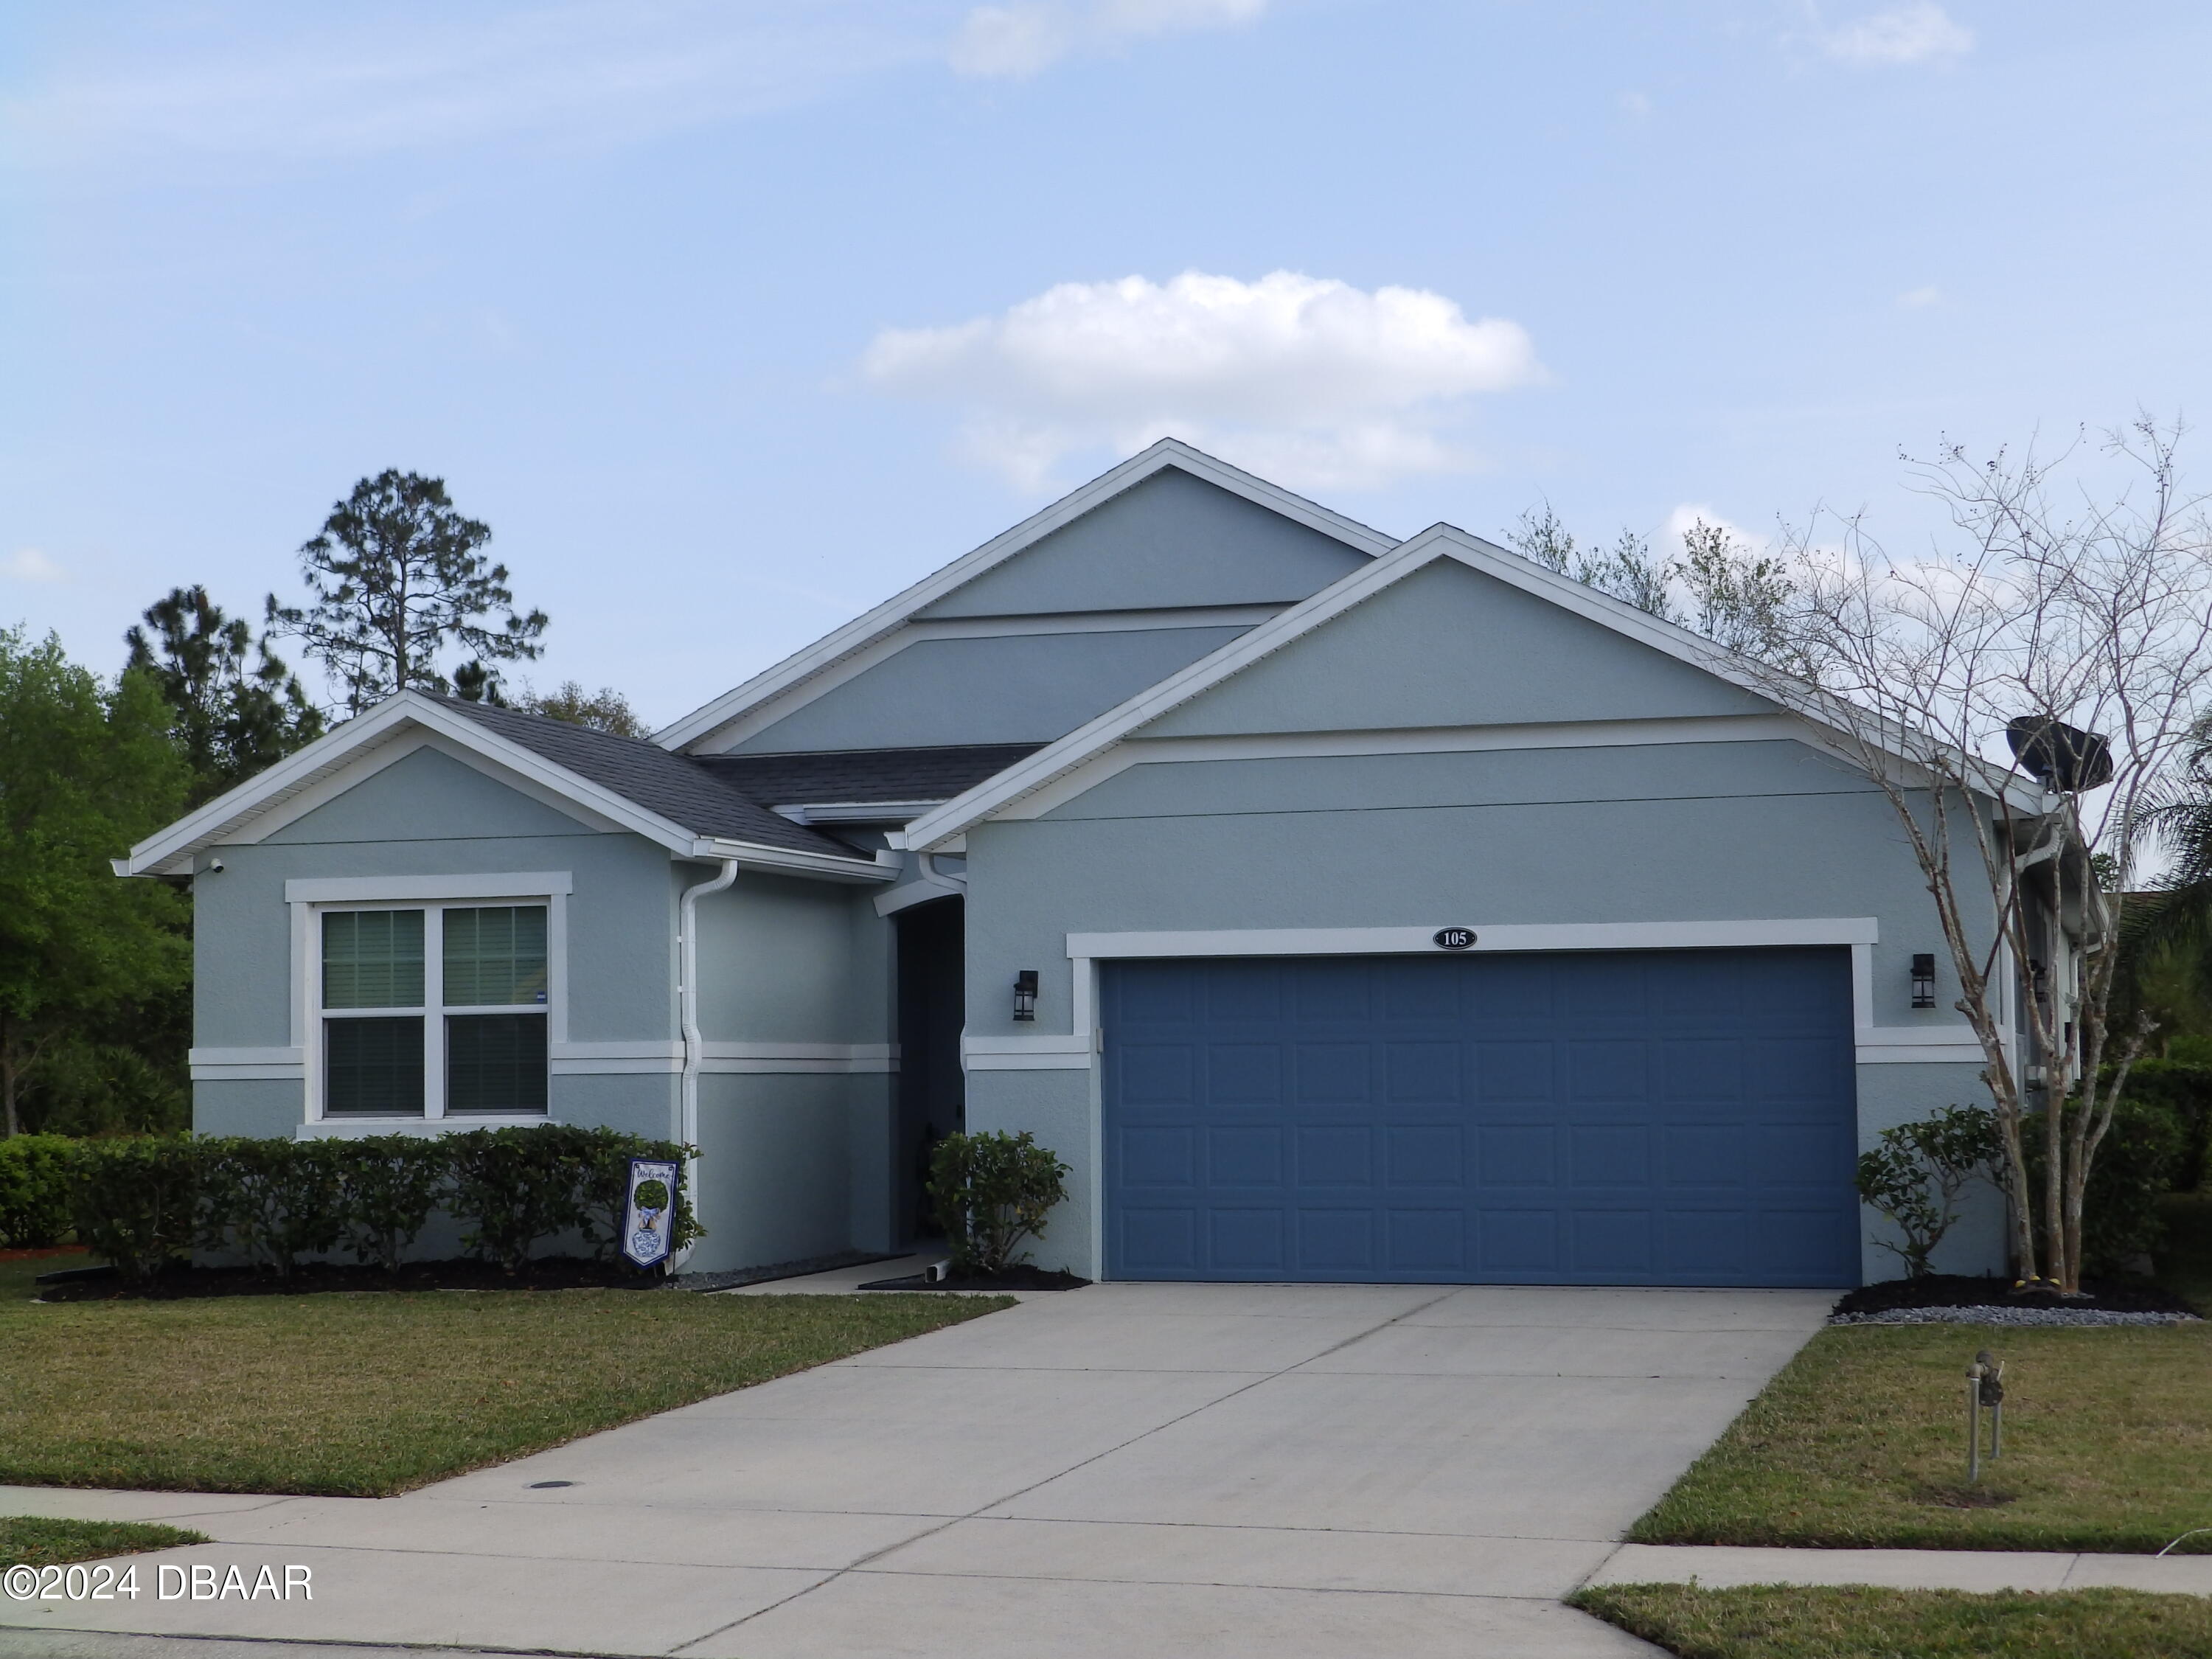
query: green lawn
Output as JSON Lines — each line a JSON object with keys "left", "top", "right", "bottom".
{"left": 0, "top": 1253, "right": 1009, "bottom": 1497}
{"left": 1571, "top": 1584, "right": 2212, "bottom": 1659}
{"left": 1629, "top": 1193, "right": 2212, "bottom": 1554}
{"left": 0, "top": 1516, "right": 207, "bottom": 1568}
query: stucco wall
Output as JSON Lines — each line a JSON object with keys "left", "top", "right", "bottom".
{"left": 914, "top": 466, "right": 1371, "bottom": 619}
{"left": 728, "top": 626, "right": 1251, "bottom": 754}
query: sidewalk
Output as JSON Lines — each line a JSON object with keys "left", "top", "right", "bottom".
{"left": 1590, "top": 1542, "right": 2212, "bottom": 1596}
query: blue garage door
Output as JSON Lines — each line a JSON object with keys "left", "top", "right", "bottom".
{"left": 1102, "top": 949, "right": 1859, "bottom": 1287}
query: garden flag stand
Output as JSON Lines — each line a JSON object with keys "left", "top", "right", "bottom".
{"left": 622, "top": 1157, "right": 681, "bottom": 1270}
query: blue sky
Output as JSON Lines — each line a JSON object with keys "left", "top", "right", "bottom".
{"left": 4, "top": 1, "right": 2208, "bottom": 729}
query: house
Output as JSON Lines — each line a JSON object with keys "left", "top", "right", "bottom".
{"left": 122, "top": 439, "right": 2016, "bottom": 1285}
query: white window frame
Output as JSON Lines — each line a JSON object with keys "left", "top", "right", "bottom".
{"left": 291, "top": 874, "right": 571, "bottom": 1124}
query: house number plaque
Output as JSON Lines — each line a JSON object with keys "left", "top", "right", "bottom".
{"left": 1433, "top": 928, "right": 1477, "bottom": 950}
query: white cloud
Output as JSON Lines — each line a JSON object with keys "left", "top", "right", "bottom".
{"left": 949, "top": 0, "right": 1265, "bottom": 78}
{"left": 1, "top": 547, "right": 66, "bottom": 583}
{"left": 1619, "top": 90, "right": 1652, "bottom": 118}
{"left": 863, "top": 270, "right": 1544, "bottom": 493}
{"left": 1818, "top": 4, "right": 1975, "bottom": 67}
{"left": 1895, "top": 284, "right": 1943, "bottom": 309}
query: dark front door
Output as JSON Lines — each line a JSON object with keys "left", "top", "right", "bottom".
{"left": 1102, "top": 948, "right": 1859, "bottom": 1287}
{"left": 894, "top": 897, "right": 966, "bottom": 1242}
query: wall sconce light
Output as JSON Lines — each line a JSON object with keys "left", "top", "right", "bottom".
{"left": 1910, "top": 953, "right": 1937, "bottom": 1009}
{"left": 1013, "top": 970, "right": 1038, "bottom": 1022}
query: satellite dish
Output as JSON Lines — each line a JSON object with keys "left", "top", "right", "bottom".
{"left": 2005, "top": 716, "right": 2114, "bottom": 793}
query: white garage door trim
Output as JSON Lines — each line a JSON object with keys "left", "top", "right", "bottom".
{"left": 957, "top": 917, "right": 1990, "bottom": 1276}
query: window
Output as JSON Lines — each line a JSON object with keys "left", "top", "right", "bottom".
{"left": 318, "top": 903, "right": 550, "bottom": 1119}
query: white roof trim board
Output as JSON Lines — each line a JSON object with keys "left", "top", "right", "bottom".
{"left": 899, "top": 523, "right": 2049, "bottom": 852}
{"left": 120, "top": 691, "right": 891, "bottom": 882}
{"left": 651, "top": 437, "right": 1398, "bottom": 754}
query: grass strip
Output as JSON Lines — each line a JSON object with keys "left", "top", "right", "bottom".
{"left": 1632, "top": 1194, "right": 2212, "bottom": 1554}
{"left": 0, "top": 1517, "right": 207, "bottom": 1568}
{"left": 0, "top": 1255, "right": 1009, "bottom": 1497}
{"left": 1570, "top": 1583, "right": 2212, "bottom": 1659}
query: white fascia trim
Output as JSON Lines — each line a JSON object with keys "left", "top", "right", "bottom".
{"left": 285, "top": 872, "right": 574, "bottom": 903}
{"left": 1065, "top": 919, "right": 1882, "bottom": 959}
{"left": 776, "top": 800, "right": 946, "bottom": 825}
{"left": 967, "top": 1051, "right": 1093, "bottom": 1071}
{"left": 997, "top": 715, "right": 1805, "bottom": 822}
{"left": 692, "top": 838, "right": 897, "bottom": 883}
{"left": 905, "top": 526, "right": 2045, "bottom": 850}
{"left": 653, "top": 437, "right": 1397, "bottom": 753}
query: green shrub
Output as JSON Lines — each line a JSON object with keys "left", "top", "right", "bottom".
{"left": 2027, "top": 1098, "right": 2186, "bottom": 1273}
{"left": 928, "top": 1130, "right": 1070, "bottom": 1276}
{"left": 446, "top": 1126, "right": 590, "bottom": 1273}
{"left": 0, "top": 1134, "right": 77, "bottom": 1248}
{"left": 334, "top": 1134, "right": 451, "bottom": 1273}
{"left": 1855, "top": 1105, "right": 2000, "bottom": 1279}
{"left": 2117, "top": 1060, "right": 2212, "bottom": 1192}
{"left": 198, "top": 1137, "right": 345, "bottom": 1279}
{"left": 66, "top": 1136, "right": 203, "bottom": 1287}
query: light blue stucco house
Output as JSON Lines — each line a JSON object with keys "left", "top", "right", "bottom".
{"left": 123, "top": 439, "right": 2018, "bottom": 1285}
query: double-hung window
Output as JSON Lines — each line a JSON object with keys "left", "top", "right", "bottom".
{"left": 319, "top": 903, "right": 550, "bottom": 1118}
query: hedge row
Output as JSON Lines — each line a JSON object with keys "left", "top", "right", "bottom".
{"left": 2118, "top": 1059, "right": 2212, "bottom": 1192}
{"left": 0, "top": 1127, "right": 700, "bottom": 1284}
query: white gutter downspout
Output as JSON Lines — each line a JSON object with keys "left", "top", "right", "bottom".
{"left": 917, "top": 850, "right": 967, "bottom": 892}
{"left": 675, "top": 858, "right": 739, "bottom": 1269}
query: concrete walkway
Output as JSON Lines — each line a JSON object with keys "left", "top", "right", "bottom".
{"left": 0, "top": 1275, "right": 1835, "bottom": 1657}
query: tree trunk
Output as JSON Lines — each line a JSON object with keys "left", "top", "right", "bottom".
{"left": 1, "top": 1015, "right": 20, "bottom": 1139}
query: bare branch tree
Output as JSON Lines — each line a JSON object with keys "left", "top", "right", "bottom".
{"left": 1751, "top": 417, "right": 2212, "bottom": 1290}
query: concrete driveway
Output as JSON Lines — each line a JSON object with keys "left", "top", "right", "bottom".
{"left": 0, "top": 1277, "right": 1829, "bottom": 1658}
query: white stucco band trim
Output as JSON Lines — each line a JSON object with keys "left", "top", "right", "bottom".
{"left": 967, "top": 919, "right": 1984, "bottom": 1073}
{"left": 285, "top": 872, "right": 575, "bottom": 903}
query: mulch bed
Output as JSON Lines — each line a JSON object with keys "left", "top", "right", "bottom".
{"left": 1834, "top": 1273, "right": 2199, "bottom": 1319}
{"left": 858, "top": 1264, "right": 1091, "bottom": 1292}
{"left": 0, "top": 1245, "right": 87, "bottom": 1264}
{"left": 33, "top": 1255, "right": 669, "bottom": 1302}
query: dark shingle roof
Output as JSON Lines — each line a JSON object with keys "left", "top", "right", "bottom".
{"left": 442, "top": 700, "right": 864, "bottom": 859}
{"left": 692, "top": 745, "right": 1046, "bottom": 807}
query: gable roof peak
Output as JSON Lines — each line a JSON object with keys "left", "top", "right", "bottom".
{"left": 650, "top": 438, "right": 1399, "bottom": 754}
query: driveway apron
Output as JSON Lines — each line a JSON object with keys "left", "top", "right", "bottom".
{"left": 0, "top": 1281, "right": 1829, "bottom": 1658}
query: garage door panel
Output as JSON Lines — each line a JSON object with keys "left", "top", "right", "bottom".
{"left": 1120, "top": 1207, "right": 1199, "bottom": 1270}
{"left": 1568, "top": 1040, "right": 1650, "bottom": 1100}
{"left": 1385, "top": 1124, "right": 1463, "bottom": 1185}
{"left": 1298, "top": 1208, "right": 1375, "bottom": 1269}
{"left": 1478, "top": 1124, "right": 1557, "bottom": 1185}
{"left": 1571, "top": 1124, "right": 1652, "bottom": 1185}
{"left": 1387, "top": 1209, "right": 1465, "bottom": 1270}
{"left": 1476, "top": 1041, "right": 1554, "bottom": 1100}
{"left": 1119, "top": 1124, "right": 1197, "bottom": 1186}
{"left": 1660, "top": 1038, "right": 1745, "bottom": 1100}
{"left": 1665, "top": 1124, "right": 1749, "bottom": 1186}
{"left": 1293, "top": 1043, "right": 1371, "bottom": 1103}
{"left": 1104, "top": 948, "right": 1858, "bottom": 1286}
{"left": 1206, "top": 1043, "right": 1284, "bottom": 1104}
{"left": 1208, "top": 1125, "right": 1284, "bottom": 1186}
{"left": 1571, "top": 1209, "right": 1654, "bottom": 1273}
{"left": 1385, "top": 1040, "right": 1462, "bottom": 1102}
{"left": 1480, "top": 1208, "right": 1559, "bottom": 1270}
{"left": 1665, "top": 1209, "right": 1753, "bottom": 1274}
{"left": 1119, "top": 1043, "right": 1197, "bottom": 1105}
{"left": 1296, "top": 1126, "right": 1374, "bottom": 1186}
